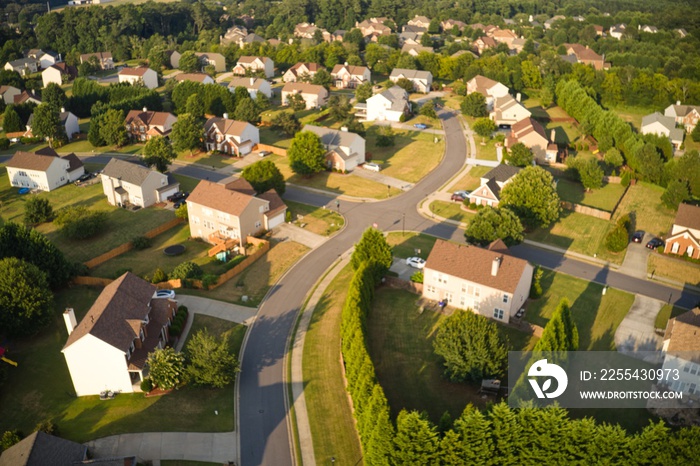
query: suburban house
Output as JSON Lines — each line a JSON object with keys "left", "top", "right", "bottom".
{"left": 294, "top": 22, "right": 331, "bottom": 41}
{"left": 239, "top": 33, "right": 265, "bottom": 48}
{"left": 639, "top": 24, "right": 659, "bottom": 33}
{"left": 228, "top": 77, "right": 273, "bottom": 99}
{"left": 220, "top": 25, "right": 248, "bottom": 46}
{"left": 407, "top": 15, "right": 431, "bottom": 30}
{"left": 283, "top": 62, "right": 324, "bottom": 83}
{"left": 389, "top": 68, "right": 433, "bottom": 93}
{"left": 561, "top": 44, "right": 609, "bottom": 70}
{"left": 544, "top": 15, "right": 566, "bottom": 29}
{"left": 173, "top": 72, "right": 215, "bottom": 85}
{"left": 41, "top": 62, "right": 77, "bottom": 88}
{"left": 118, "top": 67, "right": 159, "bottom": 90}
{"left": 401, "top": 44, "right": 434, "bottom": 56}
{"left": 187, "top": 178, "right": 287, "bottom": 243}
{"left": 423, "top": 239, "right": 533, "bottom": 323}
{"left": 101, "top": 158, "right": 179, "bottom": 208}
{"left": 441, "top": 19, "right": 467, "bottom": 32}
{"left": 467, "top": 164, "right": 522, "bottom": 207}
{"left": 664, "top": 102, "right": 700, "bottom": 133}
{"left": 4, "top": 58, "right": 39, "bottom": 75}
{"left": 164, "top": 50, "right": 181, "bottom": 68}
{"left": 510, "top": 38, "right": 529, "bottom": 54}
{"left": 330, "top": 30, "right": 346, "bottom": 42}
{"left": 490, "top": 94, "right": 532, "bottom": 126}
{"left": 26, "top": 108, "right": 80, "bottom": 141}
{"left": 204, "top": 116, "right": 260, "bottom": 156}
{"left": 610, "top": 24, "right": 626, "bottom": 39}
{"left": 0, "top": 431, "right": 87, "bottom": 466}
{"left": 79, "top": 52, "right": 114, "bottom": 70}
{"left": 25, "top": 48, "right": 60, "bottom": 69}
{"left": 232, "top": 56, "right": 274, "bottom": 78}
{"left": 281, "top": 82, "right": 329, "bottom": 110}
{"left": 661, "top": 307, "right": 700, "bottom": 399}
{"left": 664, "top": 203, "right": 700, "bottom": 259}
{"left": 62, "top": 272, "right": 178, "bottom": 396}
{"left": 331, "top": 64, "right": 371, "bottom": 89}
{"left": 403, "top": 24, "right": 427, "bottom": 35}
{"left": 505, "top": 118, "right": 558, "bottom": 163}
{"left": 491, "top": 28, "right": 518, "bottom": 47}
{"left": 124, "top": 109, "right": 177, "bottom": 141}
{"left": 641, "top": 112, "right": 684, "bottom": 150}
{"left": 676, "top": 28, "right": 688, "bottom": 38}
{"left": 195, "top": 52, "right": 226, "bottom": 73}
{"left": 303, "top": 124, "right": 366, "bottom": 172}
{"left": 398, "top": 31, "right": 421, "bottom": 46}
{"left": 473, "top": 36, "right": 497, "bottom": 54}
{"left": 355, "top": 19, "right": 392, "bottom": 41}
{"left": 13, "top": 90, "right": 42, "bottom": 105}
{"left": 5, "top": 148, "right": 84, "bottom": 191}
{"left": 0, "top": 85, "right": 21, "bottom": 105}
{"left": 357, "top": 85, "right": 410, "bottom": 122}
{"left": 466, "top": 75, "right": 509, "bottom": 110}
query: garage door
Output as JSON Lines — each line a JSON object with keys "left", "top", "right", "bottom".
{"left": 266, "top": 211, "right": 285, "bottom": 229}
{"left": 158, "top": 186, "right": 179, "bottom": 202}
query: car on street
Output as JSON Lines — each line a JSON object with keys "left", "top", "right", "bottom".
{"left": 258, "top": 150, "right": 270, "bottom": 157}
{"left": 646, "top": 237, "right": 664, "bottom": 249}
{"left": 363, "top": 162, "right": 381, "bottom": 172}
{"left": 153, "top": 289, "right": 176, "bottom": 299}
{"left": 632, "top": 230, "right": 645, "bottom": 243}
{"left": 414, "top": 123, "right": 428, "bottom": 129}
{"left": 406, "top": 257, "right": 426, "bottom": 269}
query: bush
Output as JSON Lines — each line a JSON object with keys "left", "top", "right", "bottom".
{"left": 170, "top": 323, "right": 182, "bottom": 336}
{"left": 621, "top": 170, "right": 632, "bottom": 187}
{"left": 616, "top": 213, "right": 631, "bottom": 233}
{"left": 151, "top": 268, "right": 167, "bottom": 284}
{"left": 225, "top": 255, "right": 247, "bottom": 270}
{"left": 169, "top": 261, "right": 203, "bottom": 280}
{"left": 285, "top": 211, "right": 292, "bottom": 223}
{"left": 140, "top": 378, "right": 153, "bottom": 392}
{"left": 202, "top": 274, "right": 219, "bottom": 289}
{"left": 605, "top": 225, "right": 628, "bottom": 252}
{"left": 0, "top": 137, "right": 9, "bottom": 150}
{"left": 178, "top": 305, "right": 188, "bottom": 314}
{"left": 410, "top": 271, "right": 423, "bottom": 283}
{"left": 54, "top": 206, "right": 108, "bottom": 240}
{"left": 131, "top": 236, "right": 151, "bottom": 250}
{"left": 34, "top": 419, "right": 57, "bottom": 435}
{"left": 24, "top": 197, "right": 53, "bottom": 225}
{"left": 175, "top": 203, "right": 188, "bottom": 220}
{"left": 20, "top": 136, "right": 42, "bottom": 144}
{"left": 530, "top": 265, "right": 543, "bottom": 298}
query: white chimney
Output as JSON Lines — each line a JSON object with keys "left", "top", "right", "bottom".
{"left": 340, "top": 126, "right": 348, "bottom": 132}
{"left": 250, "top": 77, "right": 254, "bottom": 85}
{"left": 64, "top": 308, "right": 77, "bottom": 335}
{"left": 550, "top": 129, "right": 556, "bottom": 142}
{"left": 344, "top": 61, "right": 348, "bottom": 66}
{"left": 60, "top": 107, "right": 65, "bottom": 113}
{"left": 677, "top": 100, "right": 681, "bottom": 106}
{"left": 223, "top": 112, "right": 229, "bottom": 119}
{"left": 491, "top": 257, "right": 501, "bottom": 276}
{"left": 516, "top": 92, "right": 521, "bottom": 102}
{"left": 143, "top": 107, "right": 147, "bottom": 112}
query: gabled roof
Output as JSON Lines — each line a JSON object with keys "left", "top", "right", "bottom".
{"left": 63, "top": 272, "right": 157, "bottom": 351}
{"left": 47, "top": 62, "right": 77, "bottom": 78}
{"left": 0, "top": 84, "right": 20, "bottom": 95}
{"left": 483, "top": 164, "right": 522, "bottom": 183}
{"left": 7, "top": 57, "right": 38, "bottom": 68}
{"left": 0, "top": 431, "right": 86, "bottom": 466}
{"left": 205, "top": 117, "right": 253, "bottom": 138}
{"left": 390, "top": 68, "right": 432, "bottom": 80}
{"left": 243, "top": 33, "right": 265, "bottom": 44}
{"left": 425, "top": 239, "right": 529, "bottom": 294}
{"left": 370, "top": 86, "right": 409, "bottom": 112}
{"left": 174, "top": 73, "right": 212, "bottom": 83}
{"left": 6, "top": 151, "right": 62, "bottom": 171}
{"left": 288, "top": 62, "right": 323, "bottom": 75}
{"left": 101, "top": 158, "right": 158, "bottom": 186}
{"left": 303, "top": 124, "right": 363, "bottom": 150}
{"left": 476, "top": 36, "right": 497, "bottom": 48}
{"left": 330, "top": 64, "right": 369, "bottom": 76}
{"left": 187, "top": 179, "right": 260, "bottom": 217}
{"left": 125, "top": 110, "right": 175, "bottom": 127}
{"left": 80, "top": 52, "right": 112, "bottom": 61}
{"left": 13, "top": 90, "right": 41, "bottom": 105}
{"left": 664, "top": 307, "right": 700, "bottom": 354}
{"left": 510, "top": 117, "right": 548, "bottom": 142}
{"left": 674, "top": 203, "right": 700, "bottom": 231}
{"left": 237, "top": 56, "right": 272, "bottom": 65}
{"left": 62, "top": 153, "right": 84, "bottom": 173}
{"left": 401, "top": 44, "right": 434, "bottom": 54}
{"left": 282, "top": 82, "right": 326, "bottom": 95}
{"left": 641, "top": 112, "right": 676, "bottom": 132}
{"left": 118, "top": 66, "right": 153, "bottom": 77}
{"left": 229, "top": 77, "right": 268, "bottom": 90}
{"left": 259, "top": 189, "right": 287, "bottom": 216}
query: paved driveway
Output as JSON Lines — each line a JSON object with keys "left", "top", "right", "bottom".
{"left": 614, "top": 294, "right": 664, "bottom": 362}
{"left": 620, "top": 233, "right": 652, "bottom": 279}
{"left": 272, "top": 223, "right": 326, "bottom": 249}
{"left": 176, "top": 295, "right": 257, "bottom": 325}
{"left": 351, "top": 168, "right": 414, "bottom": 190}
{"left": 389, "top": 257, "right": 422, "bottom": 281}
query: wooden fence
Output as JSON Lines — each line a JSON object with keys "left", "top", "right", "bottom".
{"left": 560, "top": 201, "right": 612, "bottom": 220}
{"left": 253, "top": 143, "right": 287, "bottom": 156}
{"left": 384, "top": 275, "right": 424, "bottom": 294}
{"left": 84, "top": 218, "right": 184, "bottom": 269}
{"left": 71, "top": 276, "right": 114, "bottom": 286}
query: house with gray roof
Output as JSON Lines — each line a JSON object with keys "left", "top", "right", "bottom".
{"left": 467, "top": 164, "right": 522, "bottom": 208}
{"left": 0, "top": 431, "right": 87, "bottom": 466}
{"left": 664, "top": 102, "right": 700, "bottom": 133}
{"left": 303, "top": 124, "right": 366, "bottom": 172}
{"left": 62, "top": 272, "right": 178, "bottom": 396}
{"left": 641, "top": 112, "right": 684, "bottom": 150}
{"left": 100, "top": 158, "right": 179, "bottom": 208}
{"left": 389, "top": 68, "right": 433, "bottom": 93}
{"left": 5, "top": 148, "right": 84, "bottom": 191}
{"left": 26, "top": 108, "right": 80, "bottom": 140}
{"left": 359, "top": 85, "right": 411, "bottom": 122}
{"left": 4, "top": 57, "right": 39, "bottom": 75}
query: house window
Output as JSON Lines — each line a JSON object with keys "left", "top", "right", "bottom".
{"left": 445, "top": 292, "right": 453, "bottom": 303}
{"left": 688, "top": 246, "right": 695, "bottom": 257}
{"left": 473, "top": 300, "right": 480, "bottom": 310}
{"left": 493, "top": 308, "right": 504, "bottom": 320}
{"left": 690, "top": 364, "right": 698, "bottom": 375}
{"left": 503, "top": 294, "right": 509, "bottom": 304}
{"left": 427, "top": 285, "right": 435, "bottom": 293}
{"left": 255, "top": 221, "right": 262, "bottom": 228}
{"left": 690, "top": 383, "right": 697, "bottom": 394}
{"left": 461, "top": 284, "right": 467, "bottom": 293}
{"left": 460, "top": 296, "right": 466, "bottom": 306}
{"left": 684, "top": 364, "right": 691, "bottom": 373}
{"left": 437, "top": 273, "right": 447, "bottom": 284}
{"left": 192, "top": 216, "right": 200, "bottom": 224}
{"left": 474, "top": 287, "right": 481, "bottom": 298}
{"left": 672, "top": 242, "right": 680, "bottom": 254}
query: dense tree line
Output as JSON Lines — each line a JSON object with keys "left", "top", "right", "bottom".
{"left": 70, "top": 78, "right": 162, "bottom": 118}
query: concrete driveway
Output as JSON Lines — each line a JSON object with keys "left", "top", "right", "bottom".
{"left": 272, "top": 223, "right": 326, "bottom": 249}
{"left": 176, "top": 295, "right": 257, "bottom": 326}
{"left": 389, "top": 257, "right": 422, "bottom": 281}
{"left": 351, "top": 168, "right": 414, "bottom": 191}
{"left": 614, "top": 294, "right": 664, "bottom": 362}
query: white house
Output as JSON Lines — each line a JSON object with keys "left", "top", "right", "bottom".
{"left": 100, "top": 158, "right": 180, "bottom": 208}
{"left": 42, "top": 63, "right": 77, "bottom": 88}
{"left": 281, "top": 82, "right": 329, "bottom": 109}
{"left": 26, "top": 108, "right": 80, "bottom": 141}
{"left": 232, "top": 56, "right": 274, "bottom": 78}
{"left": 5, "top": 148, "right": 84, "bottom": 191}
{"left": 389, "top": 68, "right": 433, "bottom": 93}
{"left": 283, "top": 62, "right": 324, "bottom": 83}
{"left": 195, "top": 52, "right": 226, "bottom": 73}
{"left": 330, "top": 64, "right": 371, "bottom": 89}
{"left": 228, "top": 77, "right": 273, "bottom": 99}
{"left": 468, "top": 164, "right": 521, "bottom": 207}
{"left": 0, "top": 85, "right": 21, "bottom": 105}
{"left": 641, "top": 112, "right": 684, "bottom": 150}
{"left": 118, "top": 67, "right": 159, "bottom": 90}
{"left": 466, "top": 75, "right": 510, "bottom": 110}
{"left": 357, "top": 86, "right": 410, "bottom": 122}
{"left": 661, "top": 307, "right": 700, "bottom": 400}
{"left": 4, "top": 58, "right": 39, "bottom": 76}
{"left": 62, "top": 272, "right": 177, "bottom": 396}
{"left": 204, "top": 116, "right": 260, "bottom": 156}
{"left": 423, "top": 239, "right": 533, "bottom": 323}
{"left": 490, "top": 94, "right": 531, "bottom": 126}
{"left": 400, "top": 44, "right": 434, "bottom": 56}
{"left": 304, "top": 124, "right": 366, "bottom": 172}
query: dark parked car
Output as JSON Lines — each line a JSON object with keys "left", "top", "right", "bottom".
{"left": 646, "top": 238, "right": 664, "bottom": 249}
{"left": 451, "top": 193, "right": 467, "bottom": 202}
{"left": 167, "top": 191, "right": 188, "bottom": 202}
{"left": 77, "top": 173, "right": 92, "bottom": 182}
{"left": 632, "top": 231, "right": 645, "bottom": 243}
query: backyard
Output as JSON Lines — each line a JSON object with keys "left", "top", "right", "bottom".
{"left": 555, "top": 178, "right": 627, "bottom": 212}
{"left": 612, "top": 182, "right": 676, "bottom": 236}
{"left": 0, "top": 287, "right": 245, "bottom": 443}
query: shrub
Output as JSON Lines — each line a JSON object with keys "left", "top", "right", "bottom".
{"left": 285, "top": 211, "right": 292, "bottom": 223}
{"left": 140, "top": 378, "right": 153, "bottom": 392}
{"left": 621, "top": 170, "right": 632, "bottom": 187}
{"left": 34, "top": 419, "right": 57, "bottom": 435}
{"left": 132, "top": 236, "right": 151, "bottom": 250}
{"left": 605, "top": 225, "right": 628, "bottom": 252}
{"left": 151, "top": 268, "right": 167, "bottom": 284}
{"left": 54, "top": 206, "right": 108, "bottom": 240}
{"left": 616, "top": 214, "right": 631, "bottom": 233}
{"left": 175, "top": 203, "right": 188, "bottom": 220}
{"left": 202, "top": 274, "right": 219, "bottom": 289}
{"left": 410, "top": 271, "right": 423, "bottom": 283}
{"left": 530, "top": 265, "right": 543, "bottom": 298}
{"left": 169, "top": 261, "right": 203, "bottom": 280}
{"left": 20, "top": 136, "right": 42, "bottom": 144}
{"left": 24, "top": 197, "right": 53, "bottom": 225}
{"left": 0, "top": 137, "right": 9, "bottom": 150}
{"left": 178, "top": 305, "right": 188, "bottom": 314}
{"left": 225, "top": 255, "right": 246, "bottom": 270}
{"left": 170, "top": 323, "right": 182, "bottom": 336}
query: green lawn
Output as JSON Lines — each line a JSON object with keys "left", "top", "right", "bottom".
{"left": 613, "top": 182, "right": 676, "bottom": 236}
{"left": 556, "top": 179, "right": 627, "bottom": 212}
{"left": 527, "top": 211, "right": 623, "bottom": 264}
{"left": 386, "top": 232, "right": 438, "bottom": 259}
{"left": 452, "top": 166, "right": 491, "bottom": 192}
{"left": 175, "top": 149, "right": 237, "bottom": 169}
{"left": 0, "top": 287, "right": 240, "bottom": 443}
{"left": 303, "top": 264, "right": 363, "bottom": 466}
{"left": 259, "top": 127, "right": 293, "bottom": 149}
{"left": 610, "top": 105, "right": 653, "bottom": 132}
{"left": 654, "top": 303, "right": 687, "bottom": 330}
{"left": 285, "top": 200, "right": 344, "bottom": 236}
{"left": 428, "top": 200, "right": 475, "bottom": 224}
{"left": 173, "top": 174, "right": 202, "bottom": 193}
{"left": 364, "top": 126, "right": 445, "bottom": 183}
{"left": 648, "top": 253, "right": 700, "bottom": 287}
{"left": 526, "top": 269, "right": 635, "bottom": 350}
{"left": 473, "top": 137, "right": 499, "bottom": 161}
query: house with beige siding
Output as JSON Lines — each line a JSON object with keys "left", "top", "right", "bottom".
{"left": 466, "top": 75, "right": 509, "bottom": 110}
{"left": 490, "top": 94, "right": 531, "bottom": 126}
{"left": 389, "top": 68, "right": 433, "bottom": 93}
{"left": 467, "top": 164, "right": 521, "bottom": 207}
{"left": 204, "top": 116, "right": 259, "bottom": 156}
{"left": 195, "top": 52, "right": 226, "bottom": 73}
{"left": 281, "top": 82, "right": 329, "bottom": 109}
{"left": 330, "top": 64, "right": 371, "bottom": 89}
{"left": 505, "top": 117, "right": 557, "bottom": 163}
{"left": 124, "top": 109, "right": 177, "bottom": 141}
{"left": 232, "top": 56, "right": 274, "bottom": 78}
{"left": 228, "top": 77, "right": 273, "bottom": 99}
{"left": 664, "top": 203, "right": 700, "bottom": 259}
{"left": 304, "top": 124, "right": 366, "bottom": 172}
{"left": 100, "top": 158, "right": 179, "bottom": 208}
{"left": 283, "top": 63, "right": 324, "bottom": 83}
{"left": 187, "top": 178, "right": 287, "bottom": 244}
{"left": 62, "top": 272, "right": 177, "bottom": 396}
{"left": 423, "top": 239, "right": 533, "bottom": 323}
{"left": 118, "top": 67, "right": 159, "bottom": 90}
{"left": 79, "top": 52, "right": 114, "bottom": 70}
{"left": 5, "top": 148, "right": 84, "bottom": 191}
{"left": 0, "top": 85, "right": 21, "bottom": 105}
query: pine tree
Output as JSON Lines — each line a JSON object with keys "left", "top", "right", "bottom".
{"left": 453, "top": 404, "right": 495, "bottom": 463}
{"left": 488, "top": 403, "right": 523, "bottom": 465}
{"left": 2, "top": 105, "right": 22, "bottom": 133}
{"left": 391, "top": 410, "right": 439, "bottom": 465}
{"left": 534, "top": 298, "right": 579, "bottom": 352}
{"left": 350, "top": 227, "right": 392, "bottom": 280}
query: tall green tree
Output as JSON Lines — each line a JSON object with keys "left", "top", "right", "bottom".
{"left": 461, "top": 92, "right": 487, "bottom": 117}
{"left": 391, "top": 410, "right": 439, "bottom": 465}
{"left": 31, "top": 104, "right": 63, "bottom": 147}
{"left": 534, "top": 298, "right": 579, "bottom": 352}
{"left": 143, "top": 136, "right": 176, "bottom": 172}
{"left": 472, "top": 117, "right": 496, "bottom": 139}
{"left": 0, "top": 257, "right": 53, "bottom": 337}
{"left": 672, "top": 150, "right": 700, "bottom": 196}
{"left": 241, "top": 159, "right": 286, "bottom": 195}
{"left": 185, "top": 329, "right": 240, "bottom": 388}
{"left": 24, "top": 197, "right": 53, "bottom": 225}
{"left": 661, "top": 179, "right": 690, "bottom": 209}
{"left": 419, "top": 100, "right": 437, "bottom": 119}
{"left": 185, "top": 93, "right": 205, "bottom": 119}
{"left": 311, "top": 68, "right": 332, "bottom": 88}
{"left": 178, "top": 51, "right": 199, "bottom": 73}
{"left": 350, "top": 227, "right": 392, "bottom": 276}
{"left": 2, "top": 106, "right": 22, "bottom": 133}
{"left": 171, "top": 113, "right": 203, "bottom": 155}
{"left": 233, "top": 98, "right": 260, "bottom": 123}
{"left": 604, "top": 148, "right": 624, "bottom": 168}
{"left": 271, "top": 111, "right": 301, "bottom": 136}
{"left": 287, "top": 130, "right": 326, "bottom": 175}
{"left": 500, "top": 166, "right": 561, "bottom": 229}
{"left": 355, "top": 82, "right": 373, "bottom": 103}
{"left": 578, "top": 158, "right": 604, "bottom": 191}
{"left": 505, "top": 142, "right": 533, "bottom": 167}
{"left": 99, "top": 108, "right": 128, "bottom": 147}
{"left": 465, "top": 206, "right": 524, "bottom": 246}
{"left": 453, "top": 405, "right": 495, "bottom": 462}
{"left": 41, "top": 83, "right": 67, "bottom": 111}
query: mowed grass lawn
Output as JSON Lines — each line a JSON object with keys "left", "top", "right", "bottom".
{"left": 429, "top": 200, "right": 476, "bottom": 224}
{"left": 269, "top": 155, "right": 401, "bottom": 199}
{"left": 452, "top": 166, "right": 491, "bottom": 192}
{"left": 367, "top": 288, "right": 536, "bottom": 424}
{"left": 613, "top": 182, "right": 676, "bottom": 236}
{"left": 303, "top": 264, "right": 363, "bottom": 466}
{"left": 556, "top": 179, "right": 626, "bottom": 212}
{"left": 0, "top": 287, "right": 241, "bottom": 443}
{"left": 526, "top": 269, "right": 635, "bottom": 350}
{"left": 386, "top": 232, "right": 438, "bottom": 259}
{"left": 648, "top": 253, "right": 700, "bottom": 287}
{"left": 0, "top": 167, "right": 176, "bottom": 263}
{"left": 285, "top": 200, "right": 344, "bottom": 236}
{"left": 365, "top": 126, "right": 445, "bottom": 182}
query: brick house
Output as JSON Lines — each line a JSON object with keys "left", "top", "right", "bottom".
{"left": 664, "top": 203, "right": 700, "bottom": 259}
{"left": 204, "top": 116, "right": 260, "bottom": 156}
{"left": 124, "top": 109, "right": 178, "bottom": 141}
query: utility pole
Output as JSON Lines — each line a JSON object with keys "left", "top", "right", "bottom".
{"left": 402, "top": 212, "right": 405, "bottom": 236}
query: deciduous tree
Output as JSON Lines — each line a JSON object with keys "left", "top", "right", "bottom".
{"left": 472, "top": 117, "right": 496, "bottom": 139}
{"left": 171, "top": 113, "right": 203, "bottom": 155}
{"left": 146, "top": 347, "right": 185, "bottom": 390}
{"left": 355, "top": 82, "right": 373, "bottom": 103}
{"left": 465, "top": 206, "right": 524, "bottom": 246}
{"left": 311, "top": 68, "right": 332, "bottom": 88}
{"left": 500, "top": 166, "right": 561, "bottom": 228}
{"left": 233, "top": 97, "right": 260, "bottom": 123}
{"left": 185, "top": 329, "right": 240, "bottom": 388}
{"left": 288, "top": 130, "right": 326, "bottom": 175}
{"left": 0, "top": 257, "right": 53, "bottom": 337}
{"left": 578, "top": 158, "right": 604, "bottom": 191}
{"left": 505, "top": 142, "right": 533, "bottom": 167}
{"left": 2, "top": 106, "right": 22, "bottom": 133}
{"left": 178, "top": 51, "right": 199, "bottom": 73}
{"left": 242, "top": 159, "right": 286, "bottom": 195}
{"left": 98, "top": 108, "right": 128, "bottom": 147}
{"left": 143, "top": 136, "right": 176, "bottom": 172}
{"left": 461, "top": 92, "right": 487, "bottom": 117}
{"left": 42, "top": 83, "right": 67, "bottom": 111}
{"left": 31, "top": 104, "right": 63, "bottom": 147}
{"left": 661, "top": 179, "right": 690, "bottom": 209}
{"left": 24, "top": 197, "right": 53, "bottom": 225}
{"left": 419, "top": 100, "right": 437, "bottom": 119}
{"left": 271, "top": 111, "right": 301, "bottom": 136}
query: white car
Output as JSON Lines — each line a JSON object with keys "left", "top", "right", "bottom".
{"left": 258, "top": 150, "right": 270, "bottom": 157}
{"left": 406, "top": 257, "right": 426, "bottom": 269}
{"left": 364, "top": 162, "right": 381, "bottom": 172}
{"left": 153, "top": 289, "right": 176, "bottom": 299}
